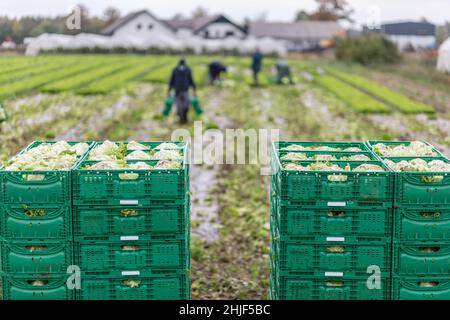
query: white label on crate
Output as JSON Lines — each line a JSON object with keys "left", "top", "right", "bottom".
{"left": 327, "top": 201, "right": 346, "bottom": 207}
{"left": 120, "top": 236, "right": 139, "bottom": 241}
{"left": 122, "top": 271, "right": 140, "bottom": 276}
{"left": 325, "top": 272, "right": 344, "bottom": 277}
{"left": 120, "top": 200, "right": 139, "bottom": 205}
{"left": 326, "top": 237, "right": 345, "bottom": 242}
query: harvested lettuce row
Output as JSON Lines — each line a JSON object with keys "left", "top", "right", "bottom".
{"left": 127, "top": 141, "right": 150, "bottom": 151}
{"left": 281, "top": 145, "right": 363, "bottom": 152}
{"left": 5, "top": 141, "right": 89, "bottom": 172}
{"left": 85, "top": 159, "right": 181, "bottom": 170}
{"left": 384, "top": 158, "right": 450, "bottom": 172}
{"left": 281, "top": 153, "right": 371, "bottom": 161}
{"left": 89, "top": 140, "right": 127, "bottom": 160}
{"left": 373, "top": 141, "right": 438, "bottom": 157}
{"left": 152, "top": 149, "right": 182, "bottom": 160}
{"left": 155, "top": 142, "right": 180, "bottom": 150}
{"left": 126, "top": 150, "right": 152, "bottom": 160}
{"left": 282, "top": 162, "right": 384, "bottom": 172}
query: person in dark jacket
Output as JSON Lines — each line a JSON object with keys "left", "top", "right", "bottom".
{"left": 208, "top": 61, "right": 227, "bottom": 85}
{"left": 251, "top": 49, "right": 263, "bottom": 86}
{"left": 275, "top": 60, "right": 294, "bottom": 85}
{"left": 168, "top": 58, "right": 196, "bottom": 124}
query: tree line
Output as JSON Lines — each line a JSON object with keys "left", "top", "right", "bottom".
{"left": 1, "top": 0, "right": 353, "bottom": 44}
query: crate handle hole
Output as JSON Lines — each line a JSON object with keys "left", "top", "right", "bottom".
{"left": 21, "top": 174, "right": 46, "bottom": 181}
{"left": 326, "top": 281, "right": 344, "bottom": 287}
{"left": 27, "top": 280, "right": 48, "bottom": 286}
{"left": 120, "top": 209, "right": 139, "bottom": 217}
{"left": 24, "top": 209, "right": 47, "bottom": 217}
{"left": 419, "top": 282, "right": 439, "bottom": 287}
{"left": 119, "top": 173, "right": 139, "bottom": 180}
{"left": 420, "top": 212, "right": 441, "bottom": 218}
{"left": 328, "top": 211, "right": 346, "bottom": 217}
{"left": 26, "top": 245, "right": 48, "bottom": 252}
{"left": 327, "top": 175, "right": 348, "bottom": 182}
{"left": 418, "top": 247, "right": 440, "bottom": 252}
{"left": 121, "top": 245, "right": 140, "bottom": 251}
{"left": 122, "top": 280, "right": 141, "bottom": 288}
{"left": 420, "top": 175, "right": 444, "bottom": 183}
{"left": 327, "top": 246, "right": 345, "bottom": 253}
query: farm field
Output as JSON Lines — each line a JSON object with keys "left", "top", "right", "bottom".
{"left": 0, "top": 54, "right": 449, "bottom": 299}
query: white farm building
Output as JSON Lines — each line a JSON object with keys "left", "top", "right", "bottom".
{"left": 25, "top": 9, "right": 343, "bottom": 55}
{"left": 380, "top": 21, "right": 436, "bottom": 51}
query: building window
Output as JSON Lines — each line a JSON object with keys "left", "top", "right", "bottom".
{"left": 148, "top": 24, "right": 153, "bottom": 30}
{"left": 137, "top": 23, "right": 142, "bottom": 30}
{"left": 226, "top": 31, "right": 235, "bottom": 37}
{"left": 204, "top": 30, "right": 210, "bottom": 39}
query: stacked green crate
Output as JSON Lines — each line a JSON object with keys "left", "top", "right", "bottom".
{"left": 270, "top": 141, "right": 393, "bottom": 300}
{"left": 0, "top": 141, "right": 92, "bottom": 300}
{"left": 368, "top": 141, "right": 450, "bottom": 300}
{"left": 72, "top": 141, "right": 190, "bottom": 300}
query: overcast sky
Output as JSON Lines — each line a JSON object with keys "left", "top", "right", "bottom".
{"left": 1, "top": 0, "right": 449, "bottom": 28}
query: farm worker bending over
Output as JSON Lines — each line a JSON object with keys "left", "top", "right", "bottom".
{"left": 251, "top": 49, "right": 263, "bottom": 86}
{"left": 168, "top": 58, "right": 197, "bottom": 124}
{"left": 275, "top": 60, "right": 294, "bottom": 85}
{"left": 208, "top": 61, "right": 227, "bottom": 85}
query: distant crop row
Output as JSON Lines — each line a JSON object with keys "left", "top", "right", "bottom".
{"left": 0, "top": 57, "right": 50, "bottom": 77}
{"left": 315, "top": 74, "right": 390, "bottom": 113}
{"left": 77, "top": 61, "right": 156, "bottom": 94}
{"left": 327, "top": 68, "right": 435, "bottom": 113}
{"left": 40, "top": 59, "right": 132, "bottom": 93}
{"left": 0, "top": 58, "right": 76, "bottom": 84}
{"left": 0, "top": 59, "right": 99, "bottom": 98}
{"left": 0, "top": 55, "right": 312, "bottom": 98}
{"left": 143, "top": 63, "right": 175, "bottom": 83}
{"left": 192, "top": 64, "right": 209, "bottom": 86}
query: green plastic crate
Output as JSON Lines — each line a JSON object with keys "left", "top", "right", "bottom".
{"left": 76, "top": 273, "right": 190, "bottom": 300}
{"left": 0, "top": 141, "right": 93, "bottom": 205}
{"left": 270, "top": 236, "right": 391, "bottom": 277}
{"left": 73, "top": 204, "right": 189, "bottom": 239}
{"left": 272, "top": 201, "right": 392, "bottom": 242}
{"left": 0, "top": 204, "right": 72, "bottom": 240}
{"left": 272, "top": 142, "right": 393, "bottom": 206}
{"left": 366, "top": 140, "right": 444, "bottom": 158}
{"left": 392, "top": 276, "right": 450, "bottom": 300}
{"left": 73, "top": 141, "right": 189, "bottom": 206}
{"left": 74, "top": 238, "right": 189, "bottom": 274}
{"left": 0, "top": 240, "right": 73, "bottom": 274}
{"left": 386, "top": 157, "right": 450, "bottom": 207}
{"left": 269, "top": 273, "right": 277, "bottom": 300}
{"left": 392, "top": 242, "right": 450, "bottom": 276}
{"left": 1, "top": 275, "right": 75, "bottom": 300}
{"left": 271, "top": 274, "right": 390, "bottom": 300}
{"left": 394, "top": 207, "right": 450, "bottom": 242}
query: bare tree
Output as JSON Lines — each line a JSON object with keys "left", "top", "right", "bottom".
{"left": 103, "top": 7, "right": 121, "bottom": 24}
{"left": 294, "top": 10, "right": 309, "bottom": 22}
{"left": 192, "top": 7, "right": 208, "bottom": 18}
{"left": 308, "top": 0, "right": 354, "bottom": 22}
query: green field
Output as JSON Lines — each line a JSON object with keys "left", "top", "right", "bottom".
{"left": 0, "top": 53, "right": 449, "bottom": 299}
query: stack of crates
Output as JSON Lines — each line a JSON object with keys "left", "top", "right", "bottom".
{"left": 0, "top": 141, "right": 93, "bottom": 300}
{"left": 72, "top": 141, "right": 190, "bottom": 300}
{"left": 270, "top": 141, "right": 393, "bottom": 300}
{"left": 368, "top": 141, "right": 450, "bottom": 300}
